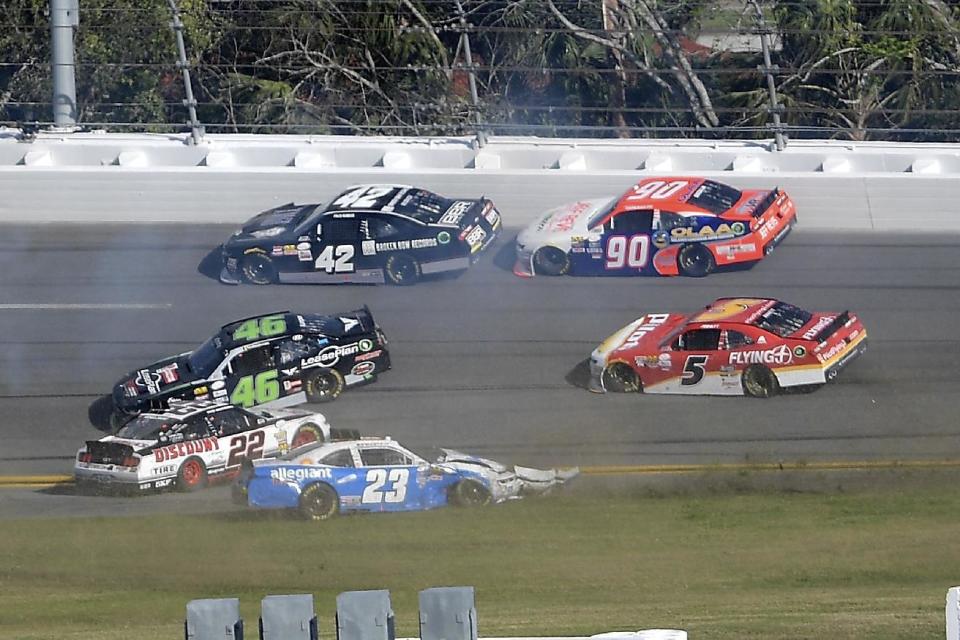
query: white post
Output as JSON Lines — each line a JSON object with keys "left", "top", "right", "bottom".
{"left": 947, "top": 586, "right": 960, "bottom": 640}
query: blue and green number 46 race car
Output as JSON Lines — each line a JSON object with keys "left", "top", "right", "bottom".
{"left": 235, "top": 436, "right": 579, "bottom": 520}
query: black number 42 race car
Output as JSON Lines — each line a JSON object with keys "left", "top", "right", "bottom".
{"left": 219, "top": 184, "right": 502, "bottom": 286}
{"left": 109, "top": 309, "right": 390, "bottom": 428}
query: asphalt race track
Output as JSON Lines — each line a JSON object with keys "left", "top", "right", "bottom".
{"left": 1, "top": 224, "right": 959, "bottom": 518}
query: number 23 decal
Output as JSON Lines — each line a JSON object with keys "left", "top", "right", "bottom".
{"left": 362, "top": 468, "right": 409, "bottom": 504}
{"left": 681, "top": 355, "right": 708, "bottom": 386}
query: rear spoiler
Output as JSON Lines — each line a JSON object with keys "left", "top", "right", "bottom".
{"left": 330, "top": 428, "right": 361, "bottom": 442}
{"left": 86, "top": 440, "right": 136, "bottom": 462}
{"left": 752, "top": 188, "right": 780, "bottom": 217}
{"left": 353, "top": 305, "right": 376, "bottom": 332}
{"left": 813, "top": 312, "right": 850, "bottom": 343}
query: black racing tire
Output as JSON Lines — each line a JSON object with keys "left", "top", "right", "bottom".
{"left": 677, "top": 244, "right": 716, "bottom": 278}
{"left": 231, "top": 459, "right": 254, "bottom": 505}
{"left": 741, "top": 365, "right": 781, "bottom": 398}
{"left": 450, "top": 479, "right": 492, "bottom": 507}
{"left": 292, "top": 422, "right": 325, "bottom": 448}
{"left": 601, "top": 362, "right": 642, "bottom": 393}
{"left": 177, "top": 457, "right": 209, "bottom": 492}
{"left": 384, "top": 253, "right": 421, "bottom": 286}
{"left": 299, "top": 482, "right": 339, "bottom": 521}
{"left": 240, "top": 253, "right": 278, "bottom": 285}
{"left": 304, "top": 369, "right": 344, "bottom": 403}
{"left": 532, "top": 246, "right": 571, "bottom": 276}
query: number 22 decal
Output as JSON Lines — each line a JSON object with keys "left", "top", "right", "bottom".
{"left": 681, "top": 355, "right": 708, "bottom": 386}
{"left": 227, "top": 430, "right": 266, "bottom": 467}
{"left": 315, "top": 245, "right": 355, "bottom": 273}
{"left": 361, "top": 468, "right": 409, "bottom": 504}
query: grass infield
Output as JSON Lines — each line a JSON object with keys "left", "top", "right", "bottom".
{"left": 0, "top": 484, "right": 958, "bottom": 640}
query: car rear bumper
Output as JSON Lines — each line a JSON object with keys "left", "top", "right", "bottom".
{"left": 74, "top": 464, "right": 142, "bottom": 486}
{"left": 825, "top": 337, "right": 868, "bottom": 381}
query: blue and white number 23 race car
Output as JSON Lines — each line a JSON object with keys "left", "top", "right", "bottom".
{"left": 236, "top": 436, "right": 579, "bottom": 520}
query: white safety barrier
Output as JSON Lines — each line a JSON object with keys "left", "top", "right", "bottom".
{"left": 2, "top": 129, "right": 960, "bottom": 229}
{"left": 948, "top": 587, "right": 960, "bottom": 640}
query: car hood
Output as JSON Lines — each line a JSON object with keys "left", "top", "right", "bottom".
{"left": 237, "top": 203, "right": 316, "bottom": 235}
{"left": 517, "top": 198, "right": 611, "bottom": 247}
{"left": 593, "top": 313, "right": 688, "bottom": 362}
{"left": 437, "top": 448, "right": 510, "bottom": 474}
{"left": 114, "top": 353, "right": 200, "bottom": 398}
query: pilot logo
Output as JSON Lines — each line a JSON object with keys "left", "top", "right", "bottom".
{"left": 729, "top": 344, "right": 793, "bottom": 367}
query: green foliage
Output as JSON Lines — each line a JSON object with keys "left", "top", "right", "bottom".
{"left": 1, "top": 485, "right": 959, "bottom": 638}
{"left": 2, "top": 0, "right": 959, "bottom": 139}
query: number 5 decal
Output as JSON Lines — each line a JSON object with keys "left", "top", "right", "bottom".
{"left": 681, "top": 355, "right": 708, "bottom": 386}
{"left": 362, "top": 468, "right": 409, "bottom": 504}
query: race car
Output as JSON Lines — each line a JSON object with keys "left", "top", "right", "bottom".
{"left": 235, "top": 436, "right": 579, "bottom": 520}
{"left": 514, "top": 177, "right": 796, "bottom": 277}
{"left": 110, "top": 308, "right": 389, "bottom": 427}
{"left": 75, "top": 400, "right": 357, "bottom": 492}
{"left": 220, "top": 184, "right": 501, "bottom": 285}
{"left": 589, "top": 297, "right": 867, "bottom": 397}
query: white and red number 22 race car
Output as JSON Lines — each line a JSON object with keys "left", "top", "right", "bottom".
{"left": 74, "top": 400, "right": 346, "bottom": 492}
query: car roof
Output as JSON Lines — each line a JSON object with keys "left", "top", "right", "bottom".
{"left": 144, "top": 399, "right": 238, "bottom": 421}
{"left": 592, "top": 176, "right": 746, "bottom": 228}
{"left": 218, "top": 310, "right": 371, "bottom": 349}
{"left": 689, "top": 297, "right": 778, "bottom": 326}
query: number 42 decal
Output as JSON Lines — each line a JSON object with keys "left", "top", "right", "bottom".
{"left": 315, "top": 245, "right": 355, "bottom": 273}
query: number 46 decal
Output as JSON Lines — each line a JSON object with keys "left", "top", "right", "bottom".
{"left": 361, "top": 468, "right": 409, "bottom": 504}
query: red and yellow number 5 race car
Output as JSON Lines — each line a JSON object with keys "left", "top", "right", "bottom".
{"left": 589, "top": 298, "right": 868, "bottom": 397}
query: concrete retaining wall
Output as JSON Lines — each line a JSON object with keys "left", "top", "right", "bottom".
{"left": 2, "top": 129, "right": 958, "bottom": 229}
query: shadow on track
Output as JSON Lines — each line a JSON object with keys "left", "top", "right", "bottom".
{"left": 565, "top": 358, "right": 593, "bottom": 390}
{"left": 197, "top": 244, "right": 224, "bottom": 281}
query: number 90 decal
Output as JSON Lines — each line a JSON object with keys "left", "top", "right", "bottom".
{"left": 605, "top": 235, "right": 650, "bottom": 270}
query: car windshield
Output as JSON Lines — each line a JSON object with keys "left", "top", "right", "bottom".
{"left": 586, "top": 197, "right": 620, "bottom": 230}
{"left": 116, "top": 415, "right": 173, "bottom": 440}
{"left": 393, "top": 189, "right": 452, "bottom": 221}
{"left": 751, "top": 302, "right": 813, "bottom": 337}
{"left": 187, "top": 336, "right": 222, "bottom": 377}
{"left": 687, "top": 180, "right": 742, "bottom": 214}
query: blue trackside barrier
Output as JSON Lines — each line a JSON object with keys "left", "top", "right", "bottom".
{"left": 260, "top": 593, "right": 318, "bottom": 640}
{"left": 419, "top": 586, "right": 478, "bottom": 640}
{"left": 337, "top": 589, "right": 396, "bottom": 640}
{"left": 185, "top": 597, "right": 243, "bottom": 640}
